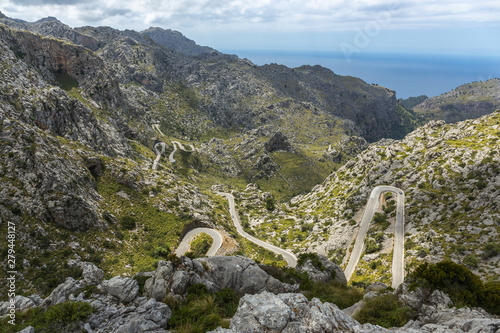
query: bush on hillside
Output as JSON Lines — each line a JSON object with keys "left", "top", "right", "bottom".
{"left": 297, "top": 252, "right": 324, "bottom": 271}
{"left": 481, "top": 282, "right": 500, "bottom": 315}
{"left": 355, "top": 294, "right": 413, "bottom": 328}
{"left": 411, "top": 261, "right": 483, "bottom": 308}
{"left": 121, "top": 215, "right": 136, "bottom": 230}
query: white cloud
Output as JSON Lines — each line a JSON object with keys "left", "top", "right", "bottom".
{"left": 1, "top": 0, "right": 499, "bottom": 32}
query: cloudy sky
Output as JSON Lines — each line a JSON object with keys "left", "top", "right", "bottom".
{"left": 1, "top": 0, "right": 499, "bottom": 56}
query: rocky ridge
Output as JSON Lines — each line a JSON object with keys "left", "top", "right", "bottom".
{"left": 286, "top": 111, "right": 500, "bottom": 283}
{"left": 2, "top": 257, "right": 499, "bottom": 333}
{"left": 414, "top": 78, "right": 500, "bottom": 123}
{"left": 0, "top": 256, "right": 295, "bottom": 332}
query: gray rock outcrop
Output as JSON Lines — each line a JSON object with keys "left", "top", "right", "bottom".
{"left": 17, "top": 326, "right": 35, "bottom": 333}
{"left": 87, "top": 296, "right": 171, "bottom": 333}
{"left": 42, "top": 277, "right": 84, "bottom": 307}
{"left": 297, "top": 254, "right": 347, "bottom": 286}
{"left": 101, "top": 276, "right": 139, "bottom": 303}
{"left": 68, "top": 259, "right": 104, "bottom": 285}
{"left": 144, "top": 256, "right": 294, "bottom": 301}
{"left": 208, "top": 291, "right": 390, "bottom": 333}
{"left": 0, "top": 295, "right": 36, "bottom": 316}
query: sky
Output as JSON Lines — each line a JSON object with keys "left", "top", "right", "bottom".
{"left": 2, "top": 0, "right": 499, "bottom": 54}
{"left": 1, "top": 0, "right": 499, "bottom": 97}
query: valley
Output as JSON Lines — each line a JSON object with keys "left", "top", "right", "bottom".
{"left": 0, "top": 12, "right": 499, "bottom": 333}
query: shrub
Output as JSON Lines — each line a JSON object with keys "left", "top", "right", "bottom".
{"left": 302, "top": 281, "right": 363, "bottom": 309}
{"left": 121, "top": 215, "right": 136, "bottom": 230}
{"left": 481, "top": 282, "right": 500, "bottom": 315}
{"left": 373, "top": 212, "right": 390, "bottom": 229}
{"left": 265, "top": 197, "right": 275, "bottom": 211}
{"left": 463, "top": 254, "right": 479, "bottom": 269}
{"left": 133, "top": 275, "right": 150, "bottom": 295}
{"left": 0, "top": 301, "right": 95, "bottom": 333}
{"left": 259, "top": 264, "right": 310, "bottom": 286}
{"left": 355, "top": 294, "right": 412, "bottom": 328}
{"left": 154, "top": 246, "right": 171, "bottom": 259}
{"left": 186, "top": 283, "right": 210, "bottom": 302}
{"left": 214, "top": 288, "right": 240, "bottom": 318}
{"left": 365, "top": 238, "right": 381, "bottom": 254}
{"left": 482, "top": 242, "right": 500, "bottom": 259}
{"left": 297, "top": 253, "right": 324, "bottom": 271}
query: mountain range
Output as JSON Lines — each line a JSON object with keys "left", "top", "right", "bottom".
{"left": 0, "top": 12, "right": 499, "bottom": 333}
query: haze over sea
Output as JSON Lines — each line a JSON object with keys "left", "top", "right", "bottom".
{"left": 221, "top": 50, "right": 500, "bottom": 99}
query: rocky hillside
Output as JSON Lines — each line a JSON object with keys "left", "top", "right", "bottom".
{"left": 0, "top": 11, "right": 499, "bottom": 333}
{"left": 414, "top": 79, "right": 500, "bottom": 123}
{"left": 0, "top": 12, "right": 415, "bottom": 143}
{"left": 240, "top": 111, "right": 500, "bottom": 285}
{"left": 2, "top": 257, "right": 499, "bottom": 332}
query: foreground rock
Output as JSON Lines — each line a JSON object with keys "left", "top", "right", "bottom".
{"left": 86, "top": 295, "right": 171, "bottom": 333}
{"left": 208, "top": 291, "right": 390, "bottom": 333}
{"left": 144, "top": 255, "right": 295, "bottom": 301}
{"left": 397, "top": 282, "right": 500, "bottom": 332}
{"left": 101, "top": 276, "right": 139, "bottom": 303}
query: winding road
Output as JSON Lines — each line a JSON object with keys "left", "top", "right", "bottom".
{"left": 220, "top": 192, "right": 298, "bottom": 267}
{"left": 174, "top": 228, "right": 224, "bottom": 257}
{"left": 344, "top": 186, "right": 405, "bottom": 288}
{"left": 169, "top": 141, "right": 196, "bottom": 163}
{"left": 152, "top": 142, "right": 166, "bottom": 170}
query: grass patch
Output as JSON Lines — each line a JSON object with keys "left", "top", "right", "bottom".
{"left": 354, "top": 294, "right": 413, "bottom": 328}
{"left": 54, "top": 71, "right": 79, "bottom": 91}
{"left": 0, "top": 301, "right": 94, "bottom": 333}
{"left": 185, "top": 233, "right": 214, "bottom": 259}
{"left": 168, "top": 284, "right": 238, "bottom": 332}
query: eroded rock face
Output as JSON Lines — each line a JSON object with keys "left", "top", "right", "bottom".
{"left": 144, "top": 256, "right": 295, "bottom": 301}
{"left": 297, "top": 254, "right": 347, "bottom": 286}
{"left": 101, "top": 276, "right": 139, "bottom": 303}
{"left": 87, "top": 296, "right": 171, "bottom": 333}
{"left": 0, "top": 296, "right": 36, "bottom": 316}
{"left": 265, "top": 132, "right": 293, "bottom": 153}
{"left": 208, "top": 291, "right": 389, "bottom": 333}
{"left": 42, "top": 277, "right": 84, "bottom": 307}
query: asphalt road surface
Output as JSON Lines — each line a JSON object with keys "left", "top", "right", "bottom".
{"left": 152, "top": 142, "right": 165, "bottom": 170}
{"left": 174, "top": 228, "right": 223, "bottom": 257}
{"left": 169, "top": 141, "right": 195, "bottom": 163}
{"left": 220, "top": 192, "right": 297, "bottom": 267}
{"left": 344, "top": 186, "right": 405, "bottom": 288}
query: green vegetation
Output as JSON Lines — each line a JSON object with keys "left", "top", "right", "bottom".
{"left": 355, "top": 294, "right": 413, "bottom": 328}
{"left": 364, "top": 238, "right": 381, "bottom": 254}
{"left": 0, "top": 301, "right": 94, "bottom": 333}
{"left": 265, "top": 197, "right": 275, "bottom": 211}
{"left": 260, "top": 264, "right": 362, "bottom": 309}
{"left": 410, "top": 261, "right": 500, "bottom": 314}
{"left": 33, "top": 262, "right": 83, "bottom": 298}
{"left": 185, "top": 233, "right": 214, "bottom": 258}
{"left": 168, "top": 284, "right": 238, "bottom": 332}
{"left": 297, "top": 253, "right": 324, "bottom": 271}
{"left": 121, "top": 215, "right": 137, "bottom": 230}
{"left": 482, "top": 241, "right": 500, "bottom": 260}
{"left": 373, "top": 212, "right": 390, "bottom": 230}
{"left": 302, "top": 281, "right": 363, "bottom": 309}
{"left": 95, "top": 173, "right": 191, "bottom": 275}
{"left": 54, "top": 71, "right": 79, "bottom": 91}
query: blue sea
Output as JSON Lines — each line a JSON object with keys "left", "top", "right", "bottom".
{"left": 220, "top": 49, "right": 500, "bottom": 99}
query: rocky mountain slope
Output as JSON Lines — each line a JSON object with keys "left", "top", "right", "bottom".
{"left": 2, "top": 257, "right": 499, "bottom": 332}
{"left": 0, "top": 11, "right": 499, "bottom": 332}
{"left": 414, "top": 78, "right": 500, "bottom": 123}
{"left": 241, "top": 111, "right": 500, "bottom": 285}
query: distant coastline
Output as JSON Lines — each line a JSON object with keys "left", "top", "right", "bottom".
{"left": 221, "top": 49, "right": 500, "bottom": 99}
